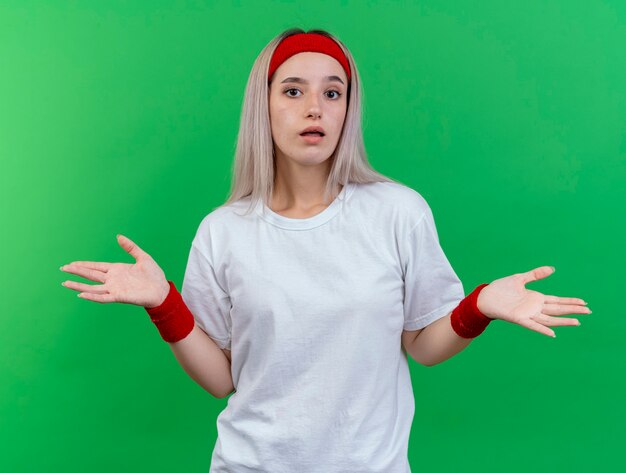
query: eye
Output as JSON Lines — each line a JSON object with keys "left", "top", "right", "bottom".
{"left": 284, "top": 88, "right": 301, "bottom": 97}
{"left": 283, "top": 88, "right": 343, "bottom": 100}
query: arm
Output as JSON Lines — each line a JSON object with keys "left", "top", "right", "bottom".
{"left": 404, "top": 264, "right": 592, "bottom": 365}
{"left": 148, "top": 281, "right": 235, "bottom": 399}
{"left": 402, "top": 312, "right": 473, "bottom": 367}
{"left": 168, "top": 325, "right": 235, "bottom": 399}
{"left": 60, "top": 235, "right": 236, "bottom": 398}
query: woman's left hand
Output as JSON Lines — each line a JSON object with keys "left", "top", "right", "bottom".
{"left": 476, "top": 265, "right": 592, "bottom": 337}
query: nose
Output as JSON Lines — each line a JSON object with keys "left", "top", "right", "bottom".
{"left": 306, "top": 93, "right": 322, "bottom": 118}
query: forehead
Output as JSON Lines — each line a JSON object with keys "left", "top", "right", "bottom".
{"left": 273, "top": 52, "right": 347, "bottom": 83}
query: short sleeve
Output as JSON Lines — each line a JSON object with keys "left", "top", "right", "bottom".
{"left": 181, "top": 242, "right": 232, "bottom": 350}
{"left": 401, "top": 205, "right": 465, "bottom": 331}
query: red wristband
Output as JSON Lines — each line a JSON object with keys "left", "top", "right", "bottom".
{"left": 450, "top": 283, "right": 492, "bottom": 338}
{"left": 144, "top": 280, "right": 195, "bottom": 343}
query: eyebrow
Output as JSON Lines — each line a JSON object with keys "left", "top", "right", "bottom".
{"left": 280, "top": 75, "right": 345, "bottom": 85}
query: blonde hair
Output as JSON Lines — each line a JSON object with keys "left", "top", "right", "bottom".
{"left": 223, "top": 27, "right": 398, "bottom": 215}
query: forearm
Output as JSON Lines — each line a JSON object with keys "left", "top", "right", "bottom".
{"left": 406, "top": 312, "right": 473, "bottom": 366}
{"left": 168, "top": 325, "right": 234, "bottom": 398}
{"left": 146, "top": 281, "right": 235, "bottom": 399}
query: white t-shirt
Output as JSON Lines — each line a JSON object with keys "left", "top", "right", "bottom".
{"left": 181, "top": 180, "right": 465, "bottom": 473}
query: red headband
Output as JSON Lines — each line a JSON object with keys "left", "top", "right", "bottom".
{"left": 268, "top": 33, "right": 351, "bottom": 82}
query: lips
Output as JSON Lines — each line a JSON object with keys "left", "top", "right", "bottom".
{"left": 300, "top": 133, "right": 324, "bottom": 144}
{"left": 300, "top": 126, "right": 325, "bottom": 136}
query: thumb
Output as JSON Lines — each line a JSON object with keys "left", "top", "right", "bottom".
{"left": 520, "top": 265, "right": 555, "bottom": 285}
{"left": 116, "top": 234, "right": 146, "bottom": 261}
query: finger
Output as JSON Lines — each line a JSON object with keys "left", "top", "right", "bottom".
{"left": 60, "top": 265, "right": 106, "bottom": 283}
{"left": 77, "top": 291, "right": 116, "bottom": 304}
{"left": 534, "top": 313, "right": 580, "bottom": 327}
{"left": 541, "top": 303, "right": 592, "bottom": 316}
{"left": 62, "top": 280, "right": 108, "bottom": 294}
{"left": 62, "top": 261, "right": 111, "bottom": 272}
{"left": 117, "top": 234, "right": 146, "bottom": 261}
{"left": 544, "top": 295, "right": 587, "bottom": 306}
{"left": 517, "top": 317, "right": 556, "bottom": 338}
{"left": 519, "top": 266, "right": 555, "bottom": 285}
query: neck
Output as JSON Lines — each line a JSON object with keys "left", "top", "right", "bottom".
{"left": 270, "top": 155, "right": 342, "bottom": 213}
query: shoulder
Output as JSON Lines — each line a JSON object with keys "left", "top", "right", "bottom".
{"left": 192, "top": 196, "right": 255, "bottom": 244}
{"left": 354, "top": 180, "right": 432, "bottom": 226}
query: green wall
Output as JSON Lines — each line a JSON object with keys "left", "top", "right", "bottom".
{"left": 1, "top": 1, "right": 624, "bottom": 471}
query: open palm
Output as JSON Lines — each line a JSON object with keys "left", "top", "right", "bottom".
{"left": 60, "top": 234, "right": 170, "bottom": 308}
{"left": 476, "top": 265, "right": 591, "bottom": 337}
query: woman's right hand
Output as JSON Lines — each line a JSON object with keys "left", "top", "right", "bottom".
{"left": 60, "top": 234, "right": 171, "bottom": 309}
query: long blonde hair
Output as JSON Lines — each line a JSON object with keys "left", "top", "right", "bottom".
{"left": 223, "top": 27, "right": 398, "bottom": 215}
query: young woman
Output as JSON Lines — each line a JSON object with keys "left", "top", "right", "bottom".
{"left": 60, "top": 28, "right": 591, "bottom": 473}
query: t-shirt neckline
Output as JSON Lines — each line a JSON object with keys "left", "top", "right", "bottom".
{"left": 255, "top": 182, "right": 355, "bottom": 230}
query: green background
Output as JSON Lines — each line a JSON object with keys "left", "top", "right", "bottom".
{"left": 1, "top": 1, "right": 624, "bottom": 471}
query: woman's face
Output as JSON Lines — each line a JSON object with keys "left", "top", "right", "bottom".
{"left": 268, "top": 52, "right": 348, "bottom": 168}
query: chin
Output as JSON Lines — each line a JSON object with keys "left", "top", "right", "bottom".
{"left": 278, "top": 147, "right": 332, "bottom": 165}
{"left": 294, "top": 155, "right": 332, "bottom": 166}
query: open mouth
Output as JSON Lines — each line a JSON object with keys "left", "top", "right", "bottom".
{"left": 300, "top": 132, "right": 324, "bottom": 143}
